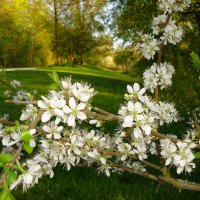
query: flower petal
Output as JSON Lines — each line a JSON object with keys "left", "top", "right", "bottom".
{"left": 77, "top": 103, "right": 86, "bottom": 110}
{"left": 69, "top": 97, "right": 76, "bottom": 109}
{"left": 37, "top": 100, "right": 47, "bottom": 109}
{"left": 63, "top": 105, "right": 72, "bottom": 113}
{"left": 77, "top": 111, "right": 86, "bottom": 120}
{"left": 133, "top": 83, "right": 140, "bottom": 92}
{"left": 67, "top": 115, "right": 76, "bottom": 127}
{"left": 127, "top": 85, "right": 133, "bottom": 94}
{"left": 42, "top": 111, "right": 51, "bottom": 122}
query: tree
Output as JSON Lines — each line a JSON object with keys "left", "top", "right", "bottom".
{"left": 0, "top": 0, "right": 52, "bottom": 67}
{"left": 110, "top": 0, "right": 158, "bottom": 42}
{"left": 45, "top": 0, "right": 107, "bottom": 65}
{"left": 114, "top": 48, "right": 133, "bottom": 72}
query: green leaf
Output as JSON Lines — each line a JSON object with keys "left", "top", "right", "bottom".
{"left": 47, "top": 72, "right": 54, "bottom": 80}
{"left": 0, "top": 154, "right": 13, "bottom": 166}
{"left": 20, "top": 130, "right": 33, "bottom": 143}
{"left": 52, "top": 71, "right": 61, "bottom": 86}
{"left": 7, "top": 171, "right": 17, "bottom": 186}
{"left": 47, "top": 71, "right": 61, "bottom": 90}
{"left": 12, "top": 164, "right": 21, "bottom": 171}
{"left": 23, "top": 143, "right": 33, "bottom": 154}
{"left": 0, "top": 185, "right": 16, "bottom": 200}
{"left": 49, "top": 83, "right": 59, "bottom": 90}
{"left": 190, "top": 51, "right": 200, "bottom": 70}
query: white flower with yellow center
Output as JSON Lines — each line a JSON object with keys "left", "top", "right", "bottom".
{"left": 63, "top": 97, "right": 87, "bottom": 127}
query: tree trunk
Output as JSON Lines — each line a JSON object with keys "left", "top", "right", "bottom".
{"left": 0, "top": 56, "right": 5, "bottom": 67}
{"left": 125, "top": 65, "right": 128, "bottom": 73}
{"left": 54, "top": 0, "right": 59, "bottom": 65}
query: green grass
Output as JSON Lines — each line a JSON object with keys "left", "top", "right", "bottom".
{"left": 36, "top": 65, "right": 140, "bottom": 82}
{"left": 0, "top": 66, "right": 199, "bottom": 200}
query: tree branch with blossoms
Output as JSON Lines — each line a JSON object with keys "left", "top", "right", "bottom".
{"left": 1, "top": 0, "right": 200, "bottom": 198}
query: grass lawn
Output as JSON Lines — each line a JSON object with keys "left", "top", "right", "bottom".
{"left": 0, "top": 66, "right": 199, "bottom": 200}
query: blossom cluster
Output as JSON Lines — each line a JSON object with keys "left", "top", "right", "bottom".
{"left": 160, "top": 139, "right": 196, "bottom": 174}
{"left": 37, "top": 77, "right": 95, "bottom": 126}
{"left": 139, "top": 0, "right": 189, "bottom": 60}
{"left": 160, "top": 19, "right": 184, "bottom": 45}
{"left": 143, "top": 62, "right": 175, "bottom": 93}
{"left": 4, "top": 79, "right": 35, "bottom": 101}
{"left": 140, "top": 34, "right": 160, "bottom": 60}
{"left": 159, "top": 0, "right": 191, "bottom": 13}
{"left": 118, "top": 82, "right": 179, "bottom": 161}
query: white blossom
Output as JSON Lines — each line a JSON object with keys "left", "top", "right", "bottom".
{"left": 63, "top": 97, "right": 86, "bottom": 127}
{"left": 155, "top": 101, "right": 178, "bottom": 125}
{"left": 152, "top": 14, "right": 168, "bottom": 35}
{"left": 13, "top": 90, "right": 29, "bottom": 101}
{"left": 118, "top": 143, "right": 134, "bottom": 161}
{"left": 140, "top": 34, "right": 160, "bottom": 60}
{"left": 125, "top": 83, "right": 146, "bottom": 101}
{"left": 161, "top": 20, "right": 183, "bottom": 45}
{"left": 71, "top": 82, "right": 95, "bottom": 102}
{"left": 10, "top": 164, "right": 42, "bottom": 191}
{"left": 173, "top": 141, "right": 196, "bottom": 174}
{"left": 43, "top": 121, "right": 63, "bottom": 139}
{"left": 160, "top": 139, "right": 177, "bottom": 165}
{"left": 20, "top": 104, "right": 38, "bottom": 121}
{"left": 159, "top": 0, "right": 191, "bottom": 13}
{"left": 11, "top": 80, "right": 22, "bottom": 88}
{"left": 143, "top": 62, "right": 175, "bottom": 93}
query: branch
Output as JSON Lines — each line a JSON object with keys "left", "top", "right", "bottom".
{"left": 0, "top": 118, "right": 15, "bottom": 126}
{"left": 97, "top": 148, "right": 162, "bottom": 172}
{"left": 30, "top": 111, "right": 44, "bottom": 129}
{"left": 111, "top": 162, "right": 200, "bottom": 191}
{"left": 3, "top": 100, "right": 200, "bottom": 148}
{"left": 152, "top": 131, "right": 200, "bottom": 149}
{"left": 84, "top": 109, "right": 121, "bottom": 122}
{"left": 154, "top": 14, "right": 172, "bottom": 101}
{"left": 4, "top": 100, "right": 121, "bottom": 122}
{"left": 111, "top": 162, "right": 160, "bottom": 182}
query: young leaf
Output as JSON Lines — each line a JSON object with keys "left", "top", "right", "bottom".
{"left": 190, "top": 51, "right": 200, "bottom": 70}
{"left": 47, "top": 72, "right": 54, "bottom": 80}
{"left": 23, "top": 143, "right": 33, "bottom": 154}
{"left": 0, "top": 185, "right": 16, "bottom": 200}
{"left": 7, "top": 171, "right": 17, "bottom": 185}
{"left": 49, "top": 83, "right": 60, "bottom": 90}
{"left": 20, "top": 130, "right": 33, "bottom": 143}
{"left": 47, "top": 71, "right": 61, "bottom": 90}
{"left": 0, "top": 154, "right": 13, "bottom": 166}
{"left": 52, "top": 71, "right": 60, "bottom": 85}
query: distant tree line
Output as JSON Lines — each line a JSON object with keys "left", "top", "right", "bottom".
{"left": 0, "top": 0, "right": 112, "bottom": 67}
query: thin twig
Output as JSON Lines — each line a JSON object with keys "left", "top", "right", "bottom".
{"left": 30, "top": 111, "right": 44, "bottom": 129}
{"left": 5, "top": 100, "right": 36, "bottom": 105}
{"left": 0, "top": 78, "right": 16, "bottom": 92}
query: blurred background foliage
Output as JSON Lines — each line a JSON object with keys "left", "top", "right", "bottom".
{"left": 0, "top": 0, "right": 199, "bottom": 118}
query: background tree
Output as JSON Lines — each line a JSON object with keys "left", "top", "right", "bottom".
{"left": 114, "top": 48, "right": 133, "bottom": 72}
{"left": 0, "top": 0, "right": 52, "bottom": 67}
